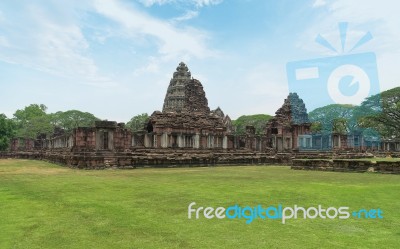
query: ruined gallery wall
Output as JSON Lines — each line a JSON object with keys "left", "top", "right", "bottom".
{"left": 292, "top": 159, "right": 400, "bottom": 174}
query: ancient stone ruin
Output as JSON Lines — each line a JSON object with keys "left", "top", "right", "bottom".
{"left": 2, "top": 62, "right": 399, "bottom": 171}
{"left": 136, "top": 62, "right": 233, "bottom": 149}
{"left": 265, "top": 93, "right": 311, "bottom": 151}
{"left": 163, "top": 62, "right": 210, "bottom": 114}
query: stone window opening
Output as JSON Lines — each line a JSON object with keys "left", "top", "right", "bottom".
{"left": 103, "top": 132, "right": 109, "bottom": 150}
{"left": 147, "top": 122, "right": 153, "bottom": 133}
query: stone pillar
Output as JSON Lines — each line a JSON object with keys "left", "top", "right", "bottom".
{"left": 161, "top": 133, "right": 168, "bottom": 148}
{"left": 222, "top": 136, "right": 227, "bottom": 149}
{"left": 178, "top": 134, "right": 183, "bottom": 148}
{"left": 144, "top": 134, "right": 151, "bottom": 148}
{"left": 109, "top": 131, "right": 114, "bottom": 150}
{"left": 320, "top": 136, "right": 323, "bottom": 150}
{"left": 153, "top": 135, "right": 158, "bottom": 148}
{"left": 194, "top": 134, "right": 200, "bottom": 149}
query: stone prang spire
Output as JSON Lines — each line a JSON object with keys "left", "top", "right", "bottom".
{"left": 273, "top": 92, "right": 310, "bottom": 125}
{"left": 162, "top": 62, "right": 210, "bottom": 114}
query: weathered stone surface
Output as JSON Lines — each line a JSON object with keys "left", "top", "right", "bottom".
{"left": 137, "top": 62, "right": 256, "bottom": 151}
{"left": 268, "top": 92, "right": 310, "bottom": 128}
{"left": 95, "top": 121, "right": 118, "bottom": 128}
{"left": 288, "top": 93, "right": 310, "bottom": 125}
{"left": 148, "top": 111, "right": 226, "bottom": 131}
{"left": 291, "top": 159, "right": 400, "bottom": 174}
{"left": 162, "top": 62, "right": 210, "bottom": 113}
{"left": 265, "top": 93, "right": 311, "bottom": 151}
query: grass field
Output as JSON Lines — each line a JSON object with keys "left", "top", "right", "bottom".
{"left": 1, "top": 159, "right": 399, "bottom": 248}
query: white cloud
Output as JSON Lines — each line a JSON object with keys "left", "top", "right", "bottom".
{"left": 94, "top": 1, "right": 215, "bottom": 58}
{"left": 138, "top": 0, "right": 171, "bottom": 7}
{"left": 240, "top": 63, "right": 289, "bottom": 115}
{"left": 138, "top": 0, "right": 222, "bottom": 7}
{"left": 312, "top": 0, "right": 327, "bottom": 8}
{"left": 193, "top": 0, "right": 223, "bottom": 7}
{"left": 0, "top": 3, "right": 116, "bottom": 88}
{"left": 133, "top": 57, "right": 160, "bottom": 75}
{"left": 171, "top": 10, "right": 199, "bottom": 22}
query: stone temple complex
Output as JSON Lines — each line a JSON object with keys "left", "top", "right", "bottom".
{"left": 2, "top": 62, "right": 399, "bottom": 169}
{"left": 133, "top": 62, "right": 234, "bottom": 149}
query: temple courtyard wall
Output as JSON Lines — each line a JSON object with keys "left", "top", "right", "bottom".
{"left": 2, "top": 149, "right": 399, "bottom": 174}
{"left": 0, "top": 149, "right": 284, "bottom": 169}
{"left": 291, "top": 158, "right": 400, "bottom": 174}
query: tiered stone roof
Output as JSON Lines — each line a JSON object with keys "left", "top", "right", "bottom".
{"left": 162, "top": 62, "right": 209, "bottom": 114}
{"left": 272, "top": 92, "right": 310, "bottom": 126}
{"left": 151, "top": 62, "right": 230, "bottom": 133}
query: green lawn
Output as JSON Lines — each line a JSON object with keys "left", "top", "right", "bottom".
{"left": 0, "top": 159, "right": 399, "bottom": 249}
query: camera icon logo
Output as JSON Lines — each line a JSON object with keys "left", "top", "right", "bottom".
{"left": 286, "top": 23, "right": 380, "bottom": 112}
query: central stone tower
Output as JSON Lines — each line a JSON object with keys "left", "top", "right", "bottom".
{"left": 131, "top": 61, "right": 234, "bottom": 150}
{"left": 162, "top": 62, "right": 210, "bottom": 114}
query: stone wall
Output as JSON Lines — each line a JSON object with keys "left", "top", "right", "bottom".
{"left": 0, "top": 149, "right": 284, "bottom": 169}
{"left": 2, "top": 149, "right": 399, "bottom": 171}
{"left": 291, "top": 159, "right": 400, "bottom": 174}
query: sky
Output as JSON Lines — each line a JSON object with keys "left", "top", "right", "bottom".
{"left": 0, "top": 0, "right": 399, "bottom": 122}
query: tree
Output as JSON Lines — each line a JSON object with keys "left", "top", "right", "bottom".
{"left": 308, "top": 104, "right": 357, "bottom": 134}
{"left": 126, "top": 113, "right": 149, "bottom": 132}
{"left": 49, "top": 110, "right": 99, "bottom": 132}
{"left": 13, "top": 104, "right": 52, "bottom": 138}
{"left": 13, "top": 104, "right": 47, "bottom": 124}
{"left": 357, "top": 87, "right": 400, "bottom": 138}
{"left": 232, "top": 114, "right": 272, "bottom": 135}
{"left": 310, "top": 122, "right": 322, "bottom": 133}
{"left": 0, "top": 114, "right": 16, "bottom": 151}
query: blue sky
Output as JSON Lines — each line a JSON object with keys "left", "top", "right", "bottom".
{"left": 1, "top": 0, "right": 399, "bottom": 122}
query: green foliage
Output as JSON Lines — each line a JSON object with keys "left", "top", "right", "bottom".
{"left": 13, "top": 104, "right": 52, "bottom": 138}
{"left": 126, "top": 113, "right": 149, "bottom": 132}
{"left": 12, "top": 104, "right": 100, "bottom": 138}
{"left": 49, "top": 110, "right": 99, "bottom": 133}
{"left": 0, "top": 114, "right": 16, "bottom": 151}
{"left": 232, "top": 114, "right": 272, "bottom": 135}
{"left": 358, "top": 87, "right": 400, "bottom": 138}
{"left": 13, "top": 104, "right": 47, "bottom": 122}
{"left": 308, "top": 87, "right": 400, "bottom": 138}
{"left": 0, "top": 160, "right": 399, "bottom": 248}
{"left": 309, "top": 104, "right": 357, "bottom": 134}
{"left": 310, "top": 122, "right": 322, "bottom": 133}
